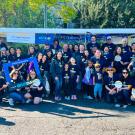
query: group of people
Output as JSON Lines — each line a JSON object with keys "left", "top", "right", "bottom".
{"left": 0, "top": 35, "right": 135, "bottom": 108}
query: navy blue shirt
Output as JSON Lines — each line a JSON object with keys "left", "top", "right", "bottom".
{"left": 94, "top": 71, "right": 103, "bottom": 84}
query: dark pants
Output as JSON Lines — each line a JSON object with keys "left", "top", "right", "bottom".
{"left": 70, "top": 79, "right": 77, "bottom": 95}
{"left": 117, "top": 90, "right": 131, "bottom": 105}
{"left": 106, "top": 91, "right": 118, "bottom": 103}
{"left": 82, "top": 83, "right": 93, "bottom": 97}
{"left": 63, "top": 81, "right": 71, "bottom": 97}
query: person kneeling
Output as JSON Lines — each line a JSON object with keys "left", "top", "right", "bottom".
{"left": 24, "top": 70, "right": 43, "bottom": 105}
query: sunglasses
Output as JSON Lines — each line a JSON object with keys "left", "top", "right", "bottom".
{"left": 107, "top": 69, "right": 113, "bottom": 71}
{"left": 123, "top": 72, "right": 128, "bottom": 74}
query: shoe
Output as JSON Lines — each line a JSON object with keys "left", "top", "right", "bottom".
{"left": 87, "top": 96, "right": 93, "bottom": 100}
{"left": 71, "top": 95, "right": 74, "bottom": 100}
{"left": 55, "top": 96, "right": 59, "bottom": 101}
{"left": 8, "top": 98, "right": 14, "bottom": 106}
{"left": 115, "top": 104, "right": 121, "bottom": 108}
{"left": 26, "top": 99, "right": 32, "bottom": 103}
{"left": 65, "top": 96, "right": 70, "bottom": 101}
{"left": 123, "top": 105, "right": 128, "bottom": 109}
{"left": 74, "top": 95, "right": 77, "bottom": 100}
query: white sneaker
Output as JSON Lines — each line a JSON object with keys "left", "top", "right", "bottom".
{"left": 26, "top": 99, "right": 32, "bottom": 103}
{"left": 123, "top": 105, "right": 128, "bottom": 109}
{"left": 87, "top": 96, "right": 93, "bottom": 100}
{"left": 65, "top": 96, "right": 70, "bottom": 101}
{"left": 115, "top": 104, "right": 121, "bottom": 108}
{"left": 8, "top": 98, "right": 14, "bottom": 106}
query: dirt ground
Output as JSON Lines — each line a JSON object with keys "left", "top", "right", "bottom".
{"left": 0, "top": 99, "right": 135, "bottom": 135}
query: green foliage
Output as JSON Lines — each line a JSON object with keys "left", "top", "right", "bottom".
{"left": 73, "top": 0, "right": 135, "bottom": 28}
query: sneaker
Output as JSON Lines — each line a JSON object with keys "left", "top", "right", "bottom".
{"left": 115, "top": 104, "right": 121, "bottom": 108}
{"left": 73, "top": 95, "right": 77, "bottom": 100}
{"left": 122, "top": 105, "right": 128, "bottom": 109}
{"left": 87, "top": 96, "right": 93, "bottom": 100}
{"left": 71, "top": 95, "right": 74, "bottom": 100}
{"left": 65, "top": 96, "right": 70, "bottom": 101}
{"left": 8, "top": 98, "right": 14, "bottom": 106}
{"left": 55, "top": 96, "right": 59, "bottom": 101}
{"left": 26, "top": 99, "right": 32, "bottom": 104}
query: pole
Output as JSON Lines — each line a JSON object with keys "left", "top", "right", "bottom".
{"left": 44, "top": 5, "right": 47, "bottom": 28}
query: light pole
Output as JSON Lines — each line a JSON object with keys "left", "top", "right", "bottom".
{"left": 43, "top": 5, "right": 47, "bottom": 28}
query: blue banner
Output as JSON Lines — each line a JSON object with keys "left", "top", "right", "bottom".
{"left": 35, "top": 33, "right": 55, "bottom": 45}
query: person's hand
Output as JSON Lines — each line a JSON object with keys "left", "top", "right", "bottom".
{"left": 16, "top": 89, "right": 20, "bottom": 92}
{"left": 2, "top": 84, "right": 8, "bottom": 89}
{"left": 38, "top": 87, "right": 43, "bottom": 91}
{"left": 117, "top": 88, "right": 122, "bottom": 92}
{"left": 55, "top": 77, "right": 59, "bottom": 80}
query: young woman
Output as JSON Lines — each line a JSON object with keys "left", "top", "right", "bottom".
{"left": 62, "top": 63, "right": 71, "bottom": 100}
{"left": 116, "top": 69, "right": 132, "bottom": 108}
{"left": 0, "top": 47, "right": 9, "bottom": 73}
{"left": 50, "top": 51, "right": 64, "bottom": 101}
{"left": 104, "top": 66, "right": 118, "bottom": 103}
{"left": 69, "top": 57, "right": 79, "bottom": 100}
{"left": 24, "top": 70, "right": 44, "bottom": 104}
{"left": 27, "top": 46, "right": 36, "bottom": 58}
{"left": 8, "top": 70, "right": 25, "bottom": 106}
{"left": 8, "top": 47, "right": 17, "bottom": 62}
{"left": 82, "top": 60, "right": 94, "bottom": 99}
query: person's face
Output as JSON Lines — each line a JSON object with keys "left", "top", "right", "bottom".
{"left": 131, "top": 44, "right": 135, "bottom": 52}
{"left": 107, "top": 39, "right": 111, "bottom": 44}
{"left": 16, "top": 49, "right": 21, "bottom": 54}
{"left": 104, "top": 47, "right": 109, "bottom": 52}
{"left": 91, "top": 36, "right": 96, "bottom": 42}
{"left": 47, "top": 51, "right": 51, "bottom": 57}
{"left": 65, "top": 64, "right": 69, "bottom": 70}
{"left": 10, "top": 48, "right": 15, "bottom": 54}
{"left": 122, "top": 38, "right": 128, "bottom": 45}
{"left": 95, "top": 67, "right": 100, "bottom": 71}
{"left": 44, "top": 45, "right": 50, "bottom": 50}
{"left": 70, "top": 58, "right": 76, "bottom": 65}
{"left": 13, "top": 71, "right": 19, "bottom": 79}
{"left": 74, "top": 45, "right": 78, "bottom": 52}
{"left": 95, "top": 50, "right": 101, "bottom": 58}
{"left": 63, "top": 44, "right": 68, "bottom": 51}
{"left": 57, "top": 52, "right": 62, "bottom": 60}
{"left": 54, "top": 41, "right": 58, "bottom": 46}
{"left": 42, "top": 55, "right": 47, "bottom": 61}
{"left": 79, "top": 45, "right": 85, "bottom": 52}
{"left": 38, "top": 53, "right": 43, "bottom": 60}
{"left": 122, "top": 70, "right": 128, "bottom": 78}
{"left": 116, "top": 47, "right": 122, "bottom": 54}
{"left": 69, "top": 45, "right": 73, "bottom": 50}
{"left": 29, "top": 47, "right": 34, "bottom": 53}
{"left": 88, "top": 61, "right": 93, "bottom": 67}
{"left": 30, "top": 71, "right": 36, "bottom": 79}
{"left": 84, "top": 50, "right": 89, "bottom": 56}
{"left": 107, "top": 68, "right": 114, "bottom": 75}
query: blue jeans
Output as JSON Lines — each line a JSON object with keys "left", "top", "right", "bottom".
{"left": 10, "top": 92, "right": 25, "bottom": 103}
{"left": 94, "top": 83, "right": 102, "bottom": 98}
{"left": 54, "top": 76, "right": 62, "bottom": 97}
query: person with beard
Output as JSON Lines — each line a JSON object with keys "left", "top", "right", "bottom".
{"left": 62, "top": 44, "right": 71, "bottom": 64}
{"left": 87, "top": 35, "right": 100, "bottom": 54}
{"left": 101, "top": 36, "right": 116, "bottom": 53}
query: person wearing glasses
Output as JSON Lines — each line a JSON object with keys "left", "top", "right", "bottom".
{"left": 93, "top": 63, "right": 103, "bottom": 101}
{"left": 104, "top": 66, "right": 119, "bottom": 104}
{"left": 8, "top": 70, "right": 25, "bottom": 106}
{"left": 115, "top": 69, "right": 132, "bottom": 108}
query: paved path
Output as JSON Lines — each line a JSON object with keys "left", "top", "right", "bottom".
{"left": 0, "top": 100, "right": 135, "bottom": 135}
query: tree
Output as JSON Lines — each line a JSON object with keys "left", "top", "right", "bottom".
{"left": 73, "top": 0, "right": 135, "bottom": 28}
{"left": 0, "top": 0, "right": 77, "bottom": 28}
